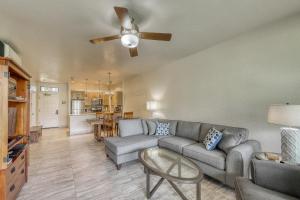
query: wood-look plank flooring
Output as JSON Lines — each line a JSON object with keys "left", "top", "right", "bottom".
{"left": 17, "top": 128, "right": 235, "bottom": 200}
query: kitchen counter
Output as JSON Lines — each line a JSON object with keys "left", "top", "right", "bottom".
{"left": 69, "top": 112, "right": 97, "bottom": 116}
{"left": 68, "top": 113, "right": 96, "bottom": 136}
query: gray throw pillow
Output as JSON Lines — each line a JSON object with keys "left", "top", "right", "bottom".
{"left": 141, "top": 119, "right": 148, "bottom": 135}
{"left": 217, "top": 129, "right": 244, "bottom": 153}
{"left": 146, "top": 120, "right": 157, "bottom": 135}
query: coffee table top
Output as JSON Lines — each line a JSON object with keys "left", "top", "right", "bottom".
{"left": 139, "top": 148, "right": 203, "bottom": 183}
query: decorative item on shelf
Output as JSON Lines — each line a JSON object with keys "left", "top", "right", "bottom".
{"left": 8, "top": 77, "right": 17, "bottom": 98}
{"left": 146, "top": 101, "right": 158, "bottom": 111}
{"left": 8, "top": 107, "right": 17, "bottom": 136}
{"left": 268, "top": 103, "right": 300, "bottom": 164}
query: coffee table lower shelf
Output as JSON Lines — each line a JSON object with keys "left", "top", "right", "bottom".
{"left": 139, "top": 148, "right": 203, "bottom": 200}
{"left": 145, "top": 167, "right": 202, "bottom": 200}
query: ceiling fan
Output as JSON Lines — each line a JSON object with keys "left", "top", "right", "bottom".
{"left": 90, "top": 7, "right": 172, "bottom": 57}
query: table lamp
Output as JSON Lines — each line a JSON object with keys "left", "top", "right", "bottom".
{"left": 268, "top": 104, "right": 300, "bottom": 163}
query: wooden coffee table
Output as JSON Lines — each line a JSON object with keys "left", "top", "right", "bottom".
{"left": 139, "top": 148, "right": 203, "bottom": 200}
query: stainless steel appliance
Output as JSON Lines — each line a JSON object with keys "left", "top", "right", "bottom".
{"left": 71, "top": 100, "right": 85, "bottom": 114}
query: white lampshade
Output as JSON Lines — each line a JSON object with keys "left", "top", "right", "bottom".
{"left": 268, "top": 104, "right": 300, "bottom": 127}
{"left": 146, "top": 101, "right": 158, "bottom": 111}
{"left": 121, "top": 34, "right": 139, "bottom": 48}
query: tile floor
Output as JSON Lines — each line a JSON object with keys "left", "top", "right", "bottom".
{"left": 17, "top": 128, "right": 235, "bottom": 200}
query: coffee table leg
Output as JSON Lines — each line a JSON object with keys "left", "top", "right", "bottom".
{"left": 196, "top": 182, "right": 201, "bottom": 200}
{"left": 146, "top": 168, "right": 150, "bottom": 199}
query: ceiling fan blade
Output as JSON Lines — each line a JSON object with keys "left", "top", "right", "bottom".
{"left": 129, "top": 47, "right": 138, "bottom": 57}
{"left": 114, "top": 7, "right": 129, "bottom": 26}
{"left": 139, "top": 32, "right": 172, "bottom": 41}
{"left": 90, "top": 35, "right": 120, "bottom": 44}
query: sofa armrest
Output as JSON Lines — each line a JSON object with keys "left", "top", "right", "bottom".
{"left": 226, "top": 140, "right": 261, "bottom": 187}
{"left": 235, "top": 177, "right": 251, "bottom": 200}
{"left": 252, "top": 159, "right": 300, "bottom": 198}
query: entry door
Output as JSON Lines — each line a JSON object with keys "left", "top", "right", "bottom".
{"left": 39, "top": 93, "right": 59, "bottom": 128}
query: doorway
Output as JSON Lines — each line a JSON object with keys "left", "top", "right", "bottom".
{"left": 38, "top": 92, "right": 59, "bottom": 128}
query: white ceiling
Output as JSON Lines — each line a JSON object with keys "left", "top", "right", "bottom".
{"left": 1, "top": 0, "right": 300, "bottom": 83}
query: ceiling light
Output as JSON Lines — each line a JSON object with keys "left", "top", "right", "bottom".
{"left": 121, "top": 34, "right": 139, "bottom": 48}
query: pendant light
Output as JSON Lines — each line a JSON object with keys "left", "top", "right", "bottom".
{"left": 85, "top": 78, "right": 88, "bottom": 99}
{"left": 107, "top": 72, "right": 112, "bottom": 96}
{"left": 98, "top": 80, "right": 101, "bottom": 99}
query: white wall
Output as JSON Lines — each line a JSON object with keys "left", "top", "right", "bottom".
{"left": 37, "top": 82, "right": 68, "bottom": 127}
{"left": 123, "top": 15, "right": 300, "bottom": 152}
{"left": 30, "top": 82, "right": 37, "bottom": 127}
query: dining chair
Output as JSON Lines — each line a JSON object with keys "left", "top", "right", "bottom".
{"left": 103, "top": 113, "right": 114, "bottom": 137}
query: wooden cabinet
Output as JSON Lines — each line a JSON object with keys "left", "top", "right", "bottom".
{"left": 0, "top": 57, "right": 30, "bottom": 200}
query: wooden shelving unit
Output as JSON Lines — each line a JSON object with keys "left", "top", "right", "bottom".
{"left": 0, "top": 57, "right": 31, "bottom": 200}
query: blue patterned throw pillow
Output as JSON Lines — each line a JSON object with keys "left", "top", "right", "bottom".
{"left": 155, "top": 122, "right": 170, "bottom": 136}
{"left": 203, "top": 128, "right": 223, "bottom": 151}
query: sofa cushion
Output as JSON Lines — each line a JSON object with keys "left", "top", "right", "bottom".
{"left": 157, "top": 119, "right": 178, "bottom": 135}
{"left": 119, "top": 119, "right": 144, "bottom": 137}
{"left": 199, "top": 123, "right": 249, "bottom": 142}
{"left": 183, "top": 143, "right": 226, "bottom": 170}
{"left": 175, "top": 121, "right": 201, "bottom": 141}
{"left": 158, "top": 136, "right": 196, "bottom": 154}
{"left": 235, "top": 178, "right": 299, "bottom": 200}
{"left": 104, "top": 135, "right": 158, "bottom": 155}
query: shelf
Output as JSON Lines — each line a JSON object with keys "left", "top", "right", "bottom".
{"left": 8, "top": 99, "right": 27, "bottom": 103}
{"left": 8, "top": 135, "right": 25, "bottom": 151}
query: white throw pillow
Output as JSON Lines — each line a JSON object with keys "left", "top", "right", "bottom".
{"left": 155, "top": 122, "right": 170, "bottom": 136}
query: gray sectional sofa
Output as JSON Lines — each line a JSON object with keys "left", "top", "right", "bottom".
{"left": 104, "top": 119, "right": 261, "bottom": 188}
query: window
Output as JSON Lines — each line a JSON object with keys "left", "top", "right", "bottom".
{"left": 40, "top": 86, "right": 59, "bottom": 93}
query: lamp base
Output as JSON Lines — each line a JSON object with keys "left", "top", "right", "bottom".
{"left": 281, "top": 128, "right": 300, "bottom": 164}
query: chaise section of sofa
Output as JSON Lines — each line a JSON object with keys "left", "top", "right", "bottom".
{"left": 104, "top": 118, "right": 261, "bottom": 188}
{"left": 104, "top": 119, "right": 158, "bottom": 169}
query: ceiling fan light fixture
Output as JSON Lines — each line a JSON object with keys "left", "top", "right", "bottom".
{"left": 121, "top": 34, "right": 139, "bottom": 48}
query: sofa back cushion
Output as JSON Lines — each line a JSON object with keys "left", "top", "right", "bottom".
{"left": 175, "top": 121, "right": 201, "bottom": 141}
{"left": 119, "top": 119, "right": 144, "bottom": 137}
{"left": 157, "top": 119, "right": 178, "bottom": 135}
{"left": 199, "top": 123, "right": 249, "bottom": 142}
